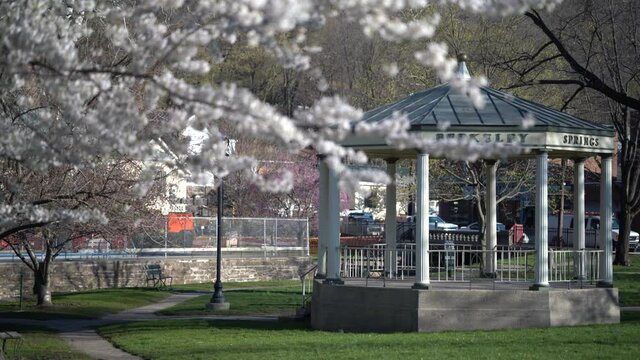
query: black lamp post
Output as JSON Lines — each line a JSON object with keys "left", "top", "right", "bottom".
{"left": 207, "top": 137, "right": 236, "bottom": 311}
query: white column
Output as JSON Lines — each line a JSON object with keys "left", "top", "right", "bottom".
{"left": 325, "top": 166, "right": 343, "bottom": 284}
{"left": 484, "top": 160, "right": 497, "bottom": 278}
{"left": 413, "top": 153, "right": 430, "bottom": 289}
{"left": 598, "top": 155, "right": 613, "bottom": 287}
{"left": 385, "top": 158, "right": 398, "bottom": 278}
{"left": 316, "top": 158, "right": 328, "bottom": 278}
{"left": 573, "top": 158, "right": 586, "bottom": 280}
{"left": 532, "top": 152, "right": 549, "bottom": 290}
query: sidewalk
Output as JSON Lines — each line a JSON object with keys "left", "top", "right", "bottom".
{"left": 0, "top": 292, "right": 279, "bottom": 360}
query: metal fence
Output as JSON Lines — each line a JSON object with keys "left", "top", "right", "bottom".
{"left": 0, "top": 217, "right": 309, "bottom": 261}
{"left": 135, "top": 216, "right": 307, "bottom": 250}
{"left": 128, "top": 216, "right": 309, "bottom": 257}
{"left": 341, "top": 244, "right": 602, "bottom": 284}
{"left": 339, "top": 220, "right": 384, "bottom": 237}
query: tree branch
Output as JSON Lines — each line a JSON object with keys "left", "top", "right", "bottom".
{"left": 525, "top": 10, "right": 640, "bottom": 111}
{"left": 0, "top": 222, "right": 50, "bottom": 242}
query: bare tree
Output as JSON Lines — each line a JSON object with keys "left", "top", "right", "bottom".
{"left": 431, "top": 159, "right": 535, "bottom": 229}
{"left": 502, "top": 0, "right": 640, "bottom": 265}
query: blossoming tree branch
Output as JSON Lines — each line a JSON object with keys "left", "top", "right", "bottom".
{"left": 0, "top": 0, "right": 561, "bottom": 266}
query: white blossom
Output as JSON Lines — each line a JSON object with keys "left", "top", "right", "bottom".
{"left": 382, "top": 62, "right": 400, "bottom": 77}
{"left": 521, "top": 113, "right": 536, "bottom": 129}
{"left": 0, "top": 0, "right": 560, "bottom": 227}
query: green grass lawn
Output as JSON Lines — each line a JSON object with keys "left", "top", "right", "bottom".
{"left": 0, "top": 288, "right": 171, "bottom": 319}
{"left": 0, "top": 274, "right": 636, "bottom": 359}
{"left": 614, "top": 253, "right": 640, "bottom": 272}
{"left": 615, "top": 254, "right": 640, "bottom": 306}
{"left": 171, "top": 279, "right": 300, "bottom": 292}
{"left": 99, "top": 313, "right": 640, "bottom": 360}
{"left": 0, "top": 280, "right": 302, "bottom": 320}
{"left": 160, "top": 284, "right": 301, "bottom": 316}
{"left": 615, "top": 273, "right": 640, "bottom": 306}
{"left": 0, "top": 324, "right": 92, "bottom": 360}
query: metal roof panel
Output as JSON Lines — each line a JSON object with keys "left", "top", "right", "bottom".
{"left": 358, "top": 83, "right": 611, "bottom": 134}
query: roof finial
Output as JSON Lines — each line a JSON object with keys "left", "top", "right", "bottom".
{"left": 456, "top": 53, "right": 471, "bottom": 80}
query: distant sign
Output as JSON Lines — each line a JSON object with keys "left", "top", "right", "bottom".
{"left": 430, "top": 132, "right": 613, "bottom": 152}
{"left": 435, "top": 132, "right": 529, "bottom": 144}
{"left": 168, "top": 213, "right": 194, "bottom": 233}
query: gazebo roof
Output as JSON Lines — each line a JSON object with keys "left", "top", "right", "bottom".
{"left": 361, "top": 83, "right": 612, "bottom": 136}
{"left": 343, "top": 59, "right": 615, "bottom": 158}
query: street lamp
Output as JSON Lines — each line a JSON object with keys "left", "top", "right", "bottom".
{"left": 207, "top": 137, "right": 236, "bottom": 311}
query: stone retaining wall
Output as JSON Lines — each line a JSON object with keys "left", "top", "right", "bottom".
{"left": 0, "top": 257, "right": 312, "bottom": 300}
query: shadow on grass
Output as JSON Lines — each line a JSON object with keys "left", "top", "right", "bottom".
{"left": 0, "top": 310, "right": 93, "bottom": 320}
{"left": 615, "top": 273, "right": 640, "bottom": 306}
{"left": 159, "top": 286, "right": 302, "bottom": 316}
{"left": 621, "top": 311, "right": 640, "bottom": 322}
{"left": 220, "top": 289, "right": 299, "bottom": 295}
{"left": 170, "top": 280, "right": 300, "bottom": 292}
{"left": 0, "top": 287, "right": 172, "bottom": 320}
{"left": 99, "top": 319, "right": 313, "bottom": 337}
{"left": 98, "top": 314, "right": 640, "bottom": 360}
{"left": 102, "top": 311, "right": 640, "bottom": 337}
{"left": 168, "top": 287, "right": 299, "bottom": 295}
{"left": 0, "top": 323, "right": 92, "bottom": 360}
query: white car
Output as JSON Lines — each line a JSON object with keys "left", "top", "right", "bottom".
{"left": 548, "top": 214, "right": 639, "bottom": 250}
{"left": 608, "top": 218, "right": 639, "bottom": 251}
{"left": 406, "top": 215, "right": 458, "bottom": 230}
{"left": 460, "top": 222, "right": 506, "bottom": 232}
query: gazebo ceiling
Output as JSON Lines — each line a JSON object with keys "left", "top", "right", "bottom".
{"left": 342, "top": 60, "right": 615, "bottom": 159}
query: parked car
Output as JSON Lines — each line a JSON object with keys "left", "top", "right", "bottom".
{"left": 341, "top": 210, "right": 382, "bottom": 236}
{"left": 347, "top": 210, "right": 375, "bottom": 223}
{"left": 406, "top": 215, "right": 458, "bottom": 230}
{"left": 547, "top": 214, "right": 639, "bottom": 250}
{"left": 429, "top": 215, "right": 458, "bottom": 230}
{"left": 460, "top": 222, "right": 506, "bottom": 232}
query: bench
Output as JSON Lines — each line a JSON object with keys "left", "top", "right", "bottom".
{"left": 0, "top": 331, "right": 23, "bottom": 360}
{"left": 144, "top": 264, "right": 173, "bottom": 289}
{"left": 365, "top": 269, "right": 387, "bottom": 288}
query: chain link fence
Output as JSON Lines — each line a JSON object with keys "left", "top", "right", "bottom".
{"left": 0, "top": 217, "right": 309, "bottom": 261}
{"left": 130, "top": 216, "right": 309, "bottom": 256}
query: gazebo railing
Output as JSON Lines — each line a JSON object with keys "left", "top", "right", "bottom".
{"left": 396, "top": 223, "right": 482, "bottom": 245}
{"left": 340, "top": 245, "right": 602, "bottom": 284}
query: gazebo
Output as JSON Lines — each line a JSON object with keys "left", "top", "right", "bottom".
{"left": 311, "top": 56, "right": 620, "bottom": 332}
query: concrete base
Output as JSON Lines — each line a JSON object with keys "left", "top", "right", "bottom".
{"left": 529, "top": 283, "right": 550, "bottom": 291}
{"left": 206, "top": 302, "right": 230, "bottom": 311}
{"left": 323, "top": 278, "right": 344, "bottom": 285}
{"left": 412, "top": 283, "right": 430, "bottom": 290}
{"left": 597, "top": 281, "right": 614, "bottom": 288}
{"left": 311, "top": 281, "right": 620, "bottom": 332}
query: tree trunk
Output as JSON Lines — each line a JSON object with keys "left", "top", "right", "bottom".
{"left": 557, "top": 159, "right": 566, "bottom": 247}
{"left": 475, "top": 197, "right": 487, "bottom": 276}
{"left": 614, "top": 200, "right": 632, "bottom": 266}
{"left": 33, "top": 262, "right": 52, "bottom": 306}
{"left": 614, "top": 115, "right": 633, "bottom": 266}
{"left": 476, "top": 195, "right": 486, "bottom": 232}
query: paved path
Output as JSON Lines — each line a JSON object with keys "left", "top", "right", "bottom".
{"left": 0, "top": 292, "right": 280, "bottom": 360}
